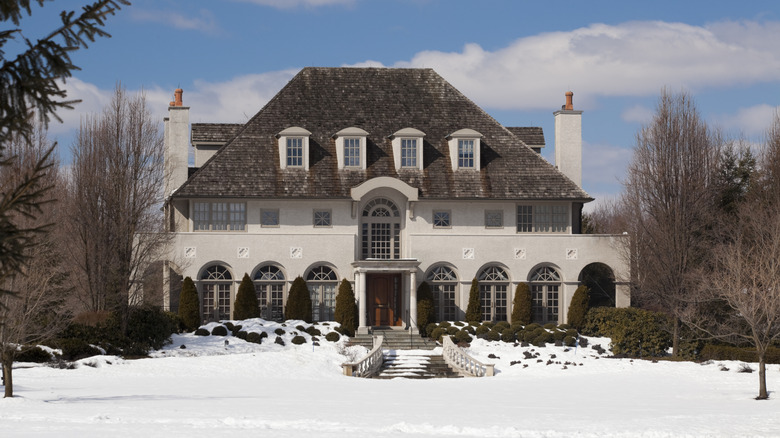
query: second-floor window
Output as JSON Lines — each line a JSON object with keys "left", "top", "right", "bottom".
{"left": 516, "top": 204, "right": 568, "bottom": 233}
{"left": 458, "top": 139, "right": 474, "bottom": 168}
{"left": 193, "top": 202, "right": 245, "bottom": 231}
{"left": 401, "top": 138, "right": 417, "bottom": 168}
{"left": 344, "top": 138, "right": 361, "bottom": 167}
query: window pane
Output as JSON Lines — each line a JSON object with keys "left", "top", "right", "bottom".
{"left": 495, "top": 285, "right": 507, "bottom": 322}
{"left": 314, "top": 210, "right": 331, "bottom": 227}
{"left": 552, "top": 205, "right": 568, "bottom": 232}
{"left": 287, "top": 137, "right": 303, "bottom": 167}
{"left": 194, "top": 202, "right": 209, "bottom": 231}
{"left": 230, "top": 203, "right": 246, "bottom": 231}
{"left": 531, "top": 285, "right": 544, "bottom": 322}
{"left": 546, "top": 285, "right": 559, "bottom": 322}
{"left": 344, "top": 138, "right": 360, "bottom": 167}
{"left": 433, "top": 211, "right": 450, "bottom": 228}
{"left": 401, "top": 138, "right": 417, "bottom": 168}
{"left": 270, "top": 284, "right": 284, "bottom": 321}
{"left": 458, "top": 139, "right": 474, "bottom": 168}
{"left": 479, "top": 285, "right": 491, "bottom": 322}
{"left": 516, "top": 205, "right": 533, "bottom": 232}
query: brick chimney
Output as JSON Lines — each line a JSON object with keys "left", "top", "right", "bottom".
{"left": 164, "top": 88, "right": 190, "bottom": 198}
{"left": 554, "top": 91, "right": 582, "bottom": 187}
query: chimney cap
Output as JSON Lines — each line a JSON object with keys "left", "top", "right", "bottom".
{"left": 564, "top": 91, "right": 574, "bottom": 111}
{"left": 171, "top": 88, "right": 184, "bottom": 107}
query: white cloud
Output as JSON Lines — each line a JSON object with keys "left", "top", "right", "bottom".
{"left": 621, "top": 104, "right": 654, "bottom": 124}
{"left": 581, "top": 141, "right": 632, "bottom": 192}
{"left": 357, "top": 20, "right": 780, "bottom": 111}
{"left": 130, "top": 9, "right": 220, "bottom": 34}
{"left": 715, "top": 104, "right": 779, "bottom": 137}
{"left": 234, "top": 0, "right": 356, "bottom": 9}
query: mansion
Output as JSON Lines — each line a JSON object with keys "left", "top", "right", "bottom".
{"left": 161, "top": 67, "right": 629, "bottom": 334}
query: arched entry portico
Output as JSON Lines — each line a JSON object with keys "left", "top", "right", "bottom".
{"left": 353, "top": 259, "right": 421, "bottom": 334}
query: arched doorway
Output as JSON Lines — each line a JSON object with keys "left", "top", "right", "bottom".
{"left": 478, "top": 265, "right": 510, "bottom": 322}
{"left": 579, "top": 263, "right": 616, "bottom": 308}
{"left": 253, "top": 264, "right": 286, "bottom": 321}
{"left": 307, "top": 265, "right": 338, "bottom": 322}
{"left": 529, "top": 266, "right": 561, "bottom": 324}
{"left": 200, "top": 264, "right": 232, "bottom": 322}
{"left": 426, "top": 265, "right": 459, "bottom": 321}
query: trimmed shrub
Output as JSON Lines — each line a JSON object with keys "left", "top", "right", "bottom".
{"left": 578, "top": 337, "right": 589, "bottom": 347}
{"left": 178, "top": 276, "right": 200, "bottom": 331}
{"left": 194, "top": 328, "right": 210, "bottom": 336}
{"left": 438, "top": 321, "right": 451, "bottom": 329}
{"left": 291, "top": 335, "right": 307, "bottom": 345}
{"left": 494, "top": 321, "right": 510, "bottom": 332}
{"left": 231, "top": 325, "right": 243, "bottom": 336}
{"left": 552, "top": 329, "right": 566, "bottom": 342}
{"left": 475, "top": 325, "right": 490, "bottom": 337}
{"left": 454, "top": 329, "right": 473, "bottom": 344}
{"left": 274, "top": 336, "right": 285, "bottom": 346}
{"left": 583, "top": 307, "right": 670, "bottom": 357}
{"left": 484, "top": 329, "right": 501, "bottom": 342}
{"left": 563, "top": 336, "right": 577, "bottom": 347}
{"left": 524, "top": 323, "right": 541, "bottom": 331}
{"left": 565, "top": 329, "right": 578, "bottom": 338}
{"left": 430, "top": 327, "right": 446, "bottom": 342}
{"left": 211, "top": 325, "right": 228, "bottom": 336}
{"left": 126, "top": 305, "right": 178, "bottom": 350}
{"left": 224, "top": 322, "right": 235, "bottom": 331}
{"left": 544, "top": 323, "right": 558, "bottom": 330}
{"left": 699, "top": 344, "right": 780, "bottom": 364}
{"left": 236, "top": 331, "right": 248, "bottom": 340}
{"left": 501, "top": 328, "right": 515, "bottom": 343}
{"left": 296, "top": 325, "right": 306, "bottom": 331}
{"left": 533, "top": 334, "right": 549, "bottom": 347}
{"left": 510, "top": 282, "right": 532, "bottom": 325}
{"left": 425, "top": 323, "right": 438, "bottom": 338}
{"left": 465, "top": 278, "right": 481, "bottom": 323}
{"left": 453, "top": 321, "right": 464, "bottom": 327}
{"left": 305, "top": 326, "right": 322, "bottom": 336}
{"left": 446, "top": 326, "right": 459, "bottom": 336}
{"left": 274, "top": 328, "right": 286, "bottom": 336}
{"left": 567, "top": 285, "right": 590, "bottom": 330}
{"left": 285, "top": 276, "right": 313, "bottom": 322}
{"left": 245, "top": 331, "right": 268, "bottom": 344}
{"left": 233, "top": 273, "right": 260, "bottom": 320}
{"left": 416, "top": 281, "right": 435, "bottom": 335}
{"left": 325, "top": 332, "right": 341, "bottom": 342}
{"left": 15, "top": 346, "right": 52, "bottom": 363}
{"left": 55, "top": 338, "right": 102, "bottom": 361}
{"left": 464, "top": 325, "right": 475, "bottom": 335}
{"left": 334, "top": 279, "right": 357, "bottom": 336}
{"left": 482, "top": 321, "right": 495, "bottom": 329}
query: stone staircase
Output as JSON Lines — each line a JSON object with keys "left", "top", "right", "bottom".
{"left": 374, "top": 350, "right": 462, "bottom": 379}
{"left": 349, "top": 328, "right": 438, "bottom": 350}
{"left": 348, "top": 329, "right": 460, "bottom": 379}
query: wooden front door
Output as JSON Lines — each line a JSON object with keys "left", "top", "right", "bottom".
{"left": 367, "top": 274, "right": 401, "bottom": 327}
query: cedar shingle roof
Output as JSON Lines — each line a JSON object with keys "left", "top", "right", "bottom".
{"left": 173, "top": 67, "right": 590, "bottom": 201}
{"left": 191, "top": 123, "right": 243, "bottom": 143}
{"left": 506, "top": 127, "right": 545, "bottom": 149}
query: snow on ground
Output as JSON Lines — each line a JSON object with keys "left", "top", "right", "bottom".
{"left": 1, "top": 320, "right": 779, "bottom": 437}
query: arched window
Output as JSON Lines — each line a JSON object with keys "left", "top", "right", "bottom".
{"left": 200, "top": 265, "right": 232, "bottom": 322}
{"left": 530, "top": 266, "right": 561, "bottom": 323}
{"left": 254, "top": 265, "right": 285, "bottom": 321}
{"left": 361, "top": 198, "right": 401, "bottom": 259}
{"left": 307, "top": 266, "right": 338, "bottom": 322}
{"left": 426, "top": 266, "right": 458, "bottom": 321}
{"left": 477, "top": 266, "right": 509, "bottom": 322}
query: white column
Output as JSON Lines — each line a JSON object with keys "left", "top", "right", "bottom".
{"left": 162, "top": 261, "right": 171, "bottom": 311}
{"left": 409, "top": 269, "right": 418, "bottom": 333}
{"left": 357, "top": 271, "right": 369, "bottom": 334}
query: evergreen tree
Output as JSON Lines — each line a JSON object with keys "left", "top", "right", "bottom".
{"left": 178, "top": 276, "right": 200, "bottom": 331}
{"left": 567, "top": 285, "right": 590, "bottom": 330}
{"left": 334, "top": 279, "right": 357, "bottom": 336}
{"left": 284, "top": 276, "right": 312, "bottom": 322}
{"left": 233, "top": 273, "right": 260, "bottom": 320}
{"left": 511, "top": 282, "right": 532, "bottom": 325}
{"left": 465, "top": 278, "right": 481, "bottom": 323}
{"left": 416, "top": 281, "right": 435, "bottom": 335}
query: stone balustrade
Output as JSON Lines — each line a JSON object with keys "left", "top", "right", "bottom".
{"left": 442, "top": 335, "right": 494, "bottom": 377}
{"left": 342, "top": 335, "right": 384, "bottom": 377}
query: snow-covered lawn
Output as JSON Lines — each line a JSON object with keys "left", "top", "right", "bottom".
{"left": 2, "top": 321, "right": 779, "bottom": 437}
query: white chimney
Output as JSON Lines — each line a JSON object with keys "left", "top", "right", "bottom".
{"left": 164, "top": 88, "right": 189, "bottom": 197}
{"left": 554, "top": 91, "right": 582, "bottom": 187}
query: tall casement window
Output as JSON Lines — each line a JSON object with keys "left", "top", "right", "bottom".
{"left": 427, "top": 266, "right": 458, "bottom": 321}
{"left": 516, "top": 204, "right": 568, "bottom": 233}
{"left": 254, "top": 265, "right": 286, "bottom": 321}
{"left": 200, "top": 265, "right": 232, "bottom": 322}
{"left": 286, "top": 137, "right": 303, "bottom": 167}
{"left": 343, "top": 138, "right": 361, "bottom": 167}
{"left": 458, "top": 139, "right": 475, "bottom": 169}
{"left": 193, "top": 202, "right": 246, "bottom": 231}
{"left": 478, "top": 266, "right": 509, "bottom": 322}
{"left": 400, "top": 138, "right": 417, "bottom": 168}
{"left": 307, "top": 266, "right": 338, "bottom": 322}
{"left": 361, "top": 198, "right": 401, "bottom": 260}
{"left": 530, "top": 266, "right": 561, "bottom": 323}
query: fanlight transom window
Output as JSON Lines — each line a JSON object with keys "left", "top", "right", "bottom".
{"left": 202, "top": 265, "right": 232, "bottom": 281}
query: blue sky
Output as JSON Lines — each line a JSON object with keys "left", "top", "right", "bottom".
{"left": 15, "top": 0, "right": 780, "bottom": 205}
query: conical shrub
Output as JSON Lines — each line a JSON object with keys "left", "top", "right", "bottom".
{"left": 416, "top": 281, "right": 435, "bottom": 335}
{"left": 284, "top": 276, "right": 312, "bottom": 322}
{"left": 465, "top": 278, "right": 481, "bottom": 323}
{"left": 567, "top": 285, "right": 590, "bottom": 330}
{"left": 233, "top": 273, "right": 260, "bottom": 320}
{"left": 178, "top": 276, "right": 200, "bottom": 331}
{"left": 334, "top": 279, "right": 357, "bottom": 336}
{"left": 511, "top": 282, "right": 532, "bottom": 325}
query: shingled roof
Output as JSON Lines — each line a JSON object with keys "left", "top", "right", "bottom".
{"left": 191, "top": 123, "right": 243, "bottom": 143}
{"left": 506, "top": 127, "right": 545, "bottom": 149}
{"left": 173, "top": 67, "right": 590, "bottom": 201}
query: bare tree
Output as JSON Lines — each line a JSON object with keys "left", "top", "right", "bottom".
{"left": 64, "top": 85, "right": 169, "bottom": 331}
{"left": 0, "top": 124, "right": 67, "bottom": 398}
{"left": 621, "top": 90, "right": 720, "bottom": 355}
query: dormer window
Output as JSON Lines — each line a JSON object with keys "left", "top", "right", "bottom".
{"left": 447, "top": 128, "right": 482, "bottom": 171}
{"left": 278, "top": 127, "right": 311, "bottom": 170}
{"left": 390, "top": 127, "right": 425, "bottom": 170}
{"left": 334, "top": 127, "right": 368, "bottom": 170}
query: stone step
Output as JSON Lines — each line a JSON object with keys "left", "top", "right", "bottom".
{"left": 373, "top": 351, "right": 461, "bottom": 379}
{"left": 348, "top": 330, "right": 438, "bottom": 350}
